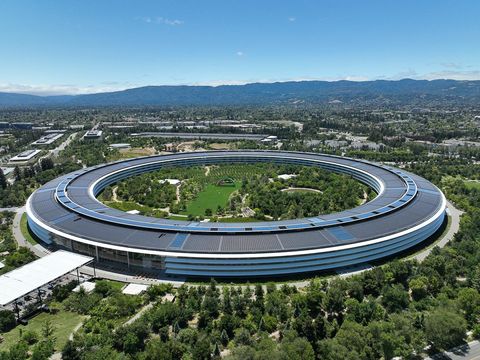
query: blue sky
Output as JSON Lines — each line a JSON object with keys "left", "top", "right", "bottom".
{"left": 0, "top": 0, "right": 479, "bottom": 95}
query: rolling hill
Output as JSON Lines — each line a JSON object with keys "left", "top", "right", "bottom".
{"left": 1, "top": 79, "right": 479, "bottom": 108}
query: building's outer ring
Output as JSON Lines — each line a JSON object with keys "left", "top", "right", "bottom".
{"left": 27, "top": 151, "right": 446, "bottom": 278}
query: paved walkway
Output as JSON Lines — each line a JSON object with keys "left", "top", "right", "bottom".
{"left": 12, "top": 206, "right": 50, "bottom": 258}
{"left": 412, "top": 199, "right": 463, "bottom": 262}
{"left": 0, "top": 207, "right": 20, "bottom": 212}
{"left": 123, "top": 303, "right": 154, "bottom": 326}
{"left": 426, "top": 340, "right": 480, "bottom": 360}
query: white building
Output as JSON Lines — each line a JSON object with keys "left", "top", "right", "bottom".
{"left": 9, "top": 149, "right": 41, "bottom": 164}
{"left": 83, "top": 130, "right": 103, "bottom": 140}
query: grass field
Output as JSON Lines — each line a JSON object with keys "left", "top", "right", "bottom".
{"left": 217, "top": 217, "right": 260, "bottom": 223}
{"left": 464, "top": 180, "right": 480, "bottom": 190}
{"left": 0, "top": 310, "right": 86, "bottom": 351}
{"left": 20, "top": 213, "right": 38, "bottom": 245}
{"left": 181, "top": 183, "right": 240, "bottom": 216}
{"left": 167, "top": 214, "right": 189, "bottom": 220}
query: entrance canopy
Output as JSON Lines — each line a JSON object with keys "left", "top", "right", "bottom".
{"left": 0, "top": 250, "right": 93, "bottom": 306}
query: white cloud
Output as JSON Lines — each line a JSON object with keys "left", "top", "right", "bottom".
{"left": 0, "top": 83, "right": 135, "bottom": 96}
{"left": 137, "top": 16, "right": 184, "bottom": 26}
{"left": 288, "top": 17, "right": 296, "bottom": 22}
{"left": 236, "top": 51, "right": 244, "bottom": 56}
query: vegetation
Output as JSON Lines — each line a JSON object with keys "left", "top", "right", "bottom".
{"left": 101, "top": 164, "right": 367, "bottom": 221}
{"left": 20, "top": 213, "right": 37, "bottom": 245}
{"left": 0, "top": 162, "right": 81, "bottom": 207}
{"left": 0, "top": 310, "right": 86, "bottom": 352}
{"left": 1, "top": 105, "right": 480, "bottom": 358}
{"left": 0, "top": 211, "right": 35, "bottom": 275}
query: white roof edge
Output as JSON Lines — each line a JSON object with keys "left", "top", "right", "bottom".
{"left": 0, "top": 250, "right": 93, "bottom": 306}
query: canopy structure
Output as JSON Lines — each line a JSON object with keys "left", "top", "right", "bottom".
{"left": 0, "top": 250, "right": 93, "bottom": 306}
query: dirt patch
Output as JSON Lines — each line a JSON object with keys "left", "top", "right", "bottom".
{"left": 209, "top": 142, "right": 231, "bottom": 150}
{"left": 119, "top": 147, "right": 156, "bottom": 157}
{"left": 177, "top": 141, "right": 204, "bottom": 152}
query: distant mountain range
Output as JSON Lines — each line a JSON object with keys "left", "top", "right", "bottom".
{"left": 1, "top": 79, "right": 480, "bottom": 108}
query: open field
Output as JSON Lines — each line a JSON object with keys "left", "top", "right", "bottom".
{"left": 181, "top": 183, "right": 241, "bottom": 216}
{"left": 0, "top": 309, "right": 86, "bottom": 351}
{"left": 110, "top": 147, "right": 157, "bottom": 160}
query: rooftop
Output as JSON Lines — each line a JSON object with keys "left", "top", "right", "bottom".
{"left": 0, "top": 250, "right": 93, "bottom": 306}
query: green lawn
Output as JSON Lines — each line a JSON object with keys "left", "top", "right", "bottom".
{"left": 0, "top": 310, "right": 86, "bottom": 351}
{"left": 105, "top": 279, "right": 127, "bottom": 292}
{"left": 167, "top": 214, "right": 189, "bottom": 220}
{"left": 217, "top": 217, "right": 261, "bottom": 223}
{"left": 464, "top": 180, "right": 480, "bottom": 190}
{"left": 181, "top": 183, "right": 240, "bottom": 216}
{"left": 20, "top": 213, "right": 38, "bottom": 245}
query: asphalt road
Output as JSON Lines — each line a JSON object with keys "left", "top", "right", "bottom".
{"left": 427, "top": 341, "right": 480, "bottom": 360}
{"left": 50, "top": 131, "right": 77, "bottom": 157}
{"left": 0, "top": 207, "right": 19, "bottom": 212}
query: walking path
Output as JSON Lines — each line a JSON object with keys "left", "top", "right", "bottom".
{"left": 412, "top": 199, "right": 463, "bottom": 262}
{"left": 426, "top": 340, "right": 480, "bottom": 360}
{"left": 123, "top": 303, "right": 154, "bottom": 326}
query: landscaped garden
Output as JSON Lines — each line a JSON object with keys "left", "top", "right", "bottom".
{"left": 98, "top": 163, "right": 372, "bottom": 222}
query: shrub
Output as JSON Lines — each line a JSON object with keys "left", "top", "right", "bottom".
{"left": 0, "top": 310, "right": 16, "bottom": 332}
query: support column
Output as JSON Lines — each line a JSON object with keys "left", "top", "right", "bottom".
{"left": 14, "top": 300, "right": 20, "bottom": 321}
{"left": 127, "top": 251, "right": 130, "bottom": 269}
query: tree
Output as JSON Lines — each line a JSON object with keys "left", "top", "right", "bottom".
{"left": 205, "top": 208, "right": 213, "bottom": 216}
{"left": 425, "top": 309, "right": 467, "bottom": 350}
{"left": 40, "top": 158, "right": 54, "bottom": 171}
{"left": 192, "top": 336, "right": 211, "bottom": 360}
{"left": 233, "top": 328, "right": 253, "bottom": 346}
{"left": 62, "top": 340, "right": 81, "bottom": 360}
{"left": 94, "top": 279, "right": 116, "bottom": 297}
{"left": 213, "top": 342, "right": 220, "bottom": 358}
{"left": 381, "top": 284, "right": 409, "bottom": 313}
{"left": 6, "top": 341, "right": 29, "bottom": 360}
{"left": 31, "top": 339, "right": 55, "bottom": 360}
{"left": 220, "top": 329, "right": 229, "bottom": 346}
{"left": 457, "top": 288, "right": 480, "bottom": 325}
{"left": 323, "top": 281, "right": 345, "bottom": 317}
{"left": 41, "top": 319, "right": 56, "bottom": 340}
{"left": 409, "top": 276, "right": 429, "bottom": 301}
{"left": 13, "top": 166, "right": 22, "bottom": 181}
{"left": 280, "top": 330, "right": 315, "bottom": 360}
{"left": 0, "top": 310, "right": 16, "bottom": 332}
{"left": 0, "top": 168, "right": 6, "bottom": 189}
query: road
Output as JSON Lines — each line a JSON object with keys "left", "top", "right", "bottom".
{"left": 427, "top": 340, "right": 480, "bottom": 360}
{"left": 413, "top": 199, "right": 463, "bottom": 262}
{"left": 11, "top": 206, "right": 50, "bottom": 257}
{"left": 50, "top": 131, "right": 78, "bottom": 157}
{"left": 0, "top": 207, "right": 20, "bottom": 212}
